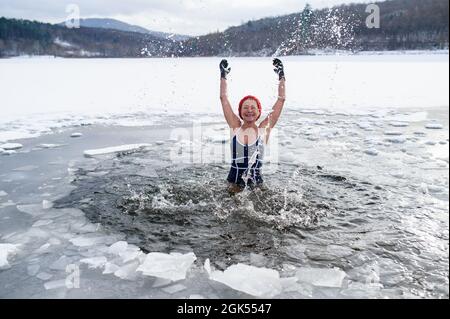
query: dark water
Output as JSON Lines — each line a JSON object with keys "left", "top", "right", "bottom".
{"left": 55, "top": 147, "right": 388, "bottom": 271}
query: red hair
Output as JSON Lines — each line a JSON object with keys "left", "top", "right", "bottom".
{"left": 238, "top": 95, "right": 262, "bottom": 121}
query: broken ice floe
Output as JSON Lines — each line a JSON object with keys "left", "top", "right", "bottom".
{"left": 364, "top": 149, "right": 379, "bottom": 156}
{"left": 0, "top": 243, "right": 19, "bottom": 270}
{"left": 389, "top": 122, "right": 410, "bottom": 127}
{"left": 0, "top": 143, "right": 23, "bottom": 150}
{"left": 137, "top": 252, "right": 196, "bottom": 281}
{"left": 208, "top": 262, "right": 282, "bottom": 298}
{"left": 425, "top": 123, "right": 444, "bottom": 130}
{"left": 384, "top": 131, "right": 403, "bottom": 136}
{"left": 114, "top": 261, "right": 140, "bottom": 280}
{"left": 108, "top": 241, "right": 144, "bottom": 263}
{"left": 1, "top": 150, "right": 16, "bottom": 155}
{"left": 385, "top": 137, "right": 407, "bottom": 144}
{"left": 37, "top": 144, "right": 64, "bottom": 149}
{"left": 44, "top": 279, "right": 67, "bottom": 290}
{"left": 295, "top": 267, "right": 347, "bottom": 288}
{"left": 80, "top": 256, "right": 108, "bottom": 269}
{"left": 162, "top": 284, "right": 187, "bottom": 294}
{"left": 70, "top": 133, "right": 83, "bottom": 138}
{"left": 83, "top": 144, "right": 151, "bottom": 157}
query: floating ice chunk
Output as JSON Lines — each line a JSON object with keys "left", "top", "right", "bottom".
{"left": 137, "top": 252, "right": 197, "bottom": 281}
{"left": 425, "top": 141, "right": 437, "bottom": 146}
{"left": 425, "top": 123, "right": 444, "bottom": 129}
{"left": 364, "top": 149, "right": 379, "bottom": 156}
{"left": 114, "top": 261, "right": 140, "bottom": 280}
{"left": 49, "top": 256, "right": 76, "bottom": 270}
{"left": 152, "top": 277, "right": 173, "bottom": 288}
{"left": 70, "top": 237, "right": 103, "bottom": 247}
{"left": 16, "top": 204, "right": 46, "bottom": 217}
{"left": 44, "top": 279, "right": 67, "bottom": 290}
{"left": 121, "top": 247, "right": 143, "bottom": 263}
{"left": 0, "top": 143, "right": 23, "bottom": 150}
{"left": 2, "top": 150, "right": 16, "bottom": 155}
{"left": 42, "top": 200, "right": 53, "bottom": 209}
{"left": 84, "top": 144, "right": 150, "bottom": 157}
{"left": 428, "top": 185, "right": 446, "bottom": 194}
{"left": 385, "top": 137, "right": 406, "bottom": 144}
{"left": 0, "top": 243, "right": 19, "bottom": 269}
{"left": 36, "top": 272, "right": 53, "bottom": 281}
{"left": 0, "top": 191, "right": 7, "bottom": 197}
{"left": 103, "top": 262, "right": 120, "bottom": 274}
{"left": 386, "top": 111, "right": 428, "bottom": 123}
{"left": 189, "top": 294, "right": 206, "bottom": 299}
{"left": 107, "top": 241, "right": 142, "bottom": 262}
{"left": 162, "top": 284, "right": 187, "bottom": 294}
{"left": 48, "top": 237, "right": 61, "bottom": 246}
{"left": 296, "top": 267, "right": 347, "bottom": 288}
{"left": 204, "top": 258, "right": 212, "bottom": 276}
{"left": 27, "top": 264, "right": 40, "bottom": 276}
{"left": 356, "top": 122, "right": 373, "bottom": 131}
{"left": 70, "top": 221, "right": 99, "bottom": 234}
{"left": 280, "top": 277, "right": 300, "bottom": 292}
{"left": 210, "top": 263, "right": 282, "bottom": 298}
{"left": 32, "top": 220, "right": 54, "bottom": 227}
{"left": 34, "top": 243, "right": 51, "bottom": 254}
{"left": 38, "top": 144, "right": 63, "bottom": 149}
{"left": 155, "top": 141, "right": 164, "bottom": 146}
{"left": 384, "top": 131, "right": 403, "bottom": 136}
{"left": 389, "top": 122, "right": 409, "bottom": 127}
{"left": 71, "top": 133, "right": 83, "bottom": 138}
{"left": 108, "top": 241, "right": 128, "bottom": 255}
{"left": 80, "top": 256, "right": 107, "bottom": 269}
{"left": 0, "top": 148, "right": 4, "bottom": 154}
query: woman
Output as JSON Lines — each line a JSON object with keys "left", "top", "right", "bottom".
{"left": 219, "top": 58, "right": 286, "bottom": 190}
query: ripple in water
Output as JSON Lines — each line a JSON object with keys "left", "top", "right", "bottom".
{"left": 55, "top": 149, "right": 386, "bottom": 269}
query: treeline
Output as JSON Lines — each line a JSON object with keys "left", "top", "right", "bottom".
{"left": 0, "top": 0, "right": 448, "bottom": 58}
{"left": 177, "top": 0, "right": 449, "bottom": 56}
{"left": 0, "top": 17, "right": 173, "bottom": 57}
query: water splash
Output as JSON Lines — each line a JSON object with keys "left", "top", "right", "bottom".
{"left": 274, "top": 7, "right": 357, "bottom": 56}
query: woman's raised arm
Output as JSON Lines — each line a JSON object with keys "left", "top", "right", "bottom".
{"left": 219, "top": 60, "right": 241, "bottom": 129}
{"left": 259, "top": 58, "right": 286, "bottom": 131}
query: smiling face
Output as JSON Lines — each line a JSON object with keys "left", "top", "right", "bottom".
{"left": 240, "top": 98, "right": 260, "bottom": 123}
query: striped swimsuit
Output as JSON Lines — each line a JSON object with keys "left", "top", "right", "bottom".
{"left": 227, "top": 127, "right": 264, "bottom": 187}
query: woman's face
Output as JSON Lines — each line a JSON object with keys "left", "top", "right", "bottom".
{"left": 241, "top": 99, "right": 260, "bottom": 122}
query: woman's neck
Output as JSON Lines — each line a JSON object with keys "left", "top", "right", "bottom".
{"left": 241, "top": 121, "right": 257, "bottom": 129}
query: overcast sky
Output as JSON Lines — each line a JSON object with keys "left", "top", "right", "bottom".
{"left": 0, "top": 0, "right": 374, "bottom": 36}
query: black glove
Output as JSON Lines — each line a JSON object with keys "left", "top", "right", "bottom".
{"left": 220, "top": 59, "right": 231, "bottom": 79}
{"left": 273, "top": 58, "right": 285, "bottom": 80}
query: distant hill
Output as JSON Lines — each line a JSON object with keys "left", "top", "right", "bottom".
{"left": 0, "top": 17, "right": 173, "bottom": 58}
{"left": 0, "top": 0, "right": 448, "bottom": 58}
{"left": 176, "top": 0, "right": 449, "bottom": 56}
{"left": 58, "top": 18, "right": 191, "bottom": 41}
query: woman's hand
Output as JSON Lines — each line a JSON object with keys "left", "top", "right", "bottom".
{"left": 219, "top": 59, "right": 241, "bottom": 128}
{"left": 220, "top": 59, "right": 231, "bottom": 79}
{"left": 273, "top": 58, "right": 285, "bottom": 80}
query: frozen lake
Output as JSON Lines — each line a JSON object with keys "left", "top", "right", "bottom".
{"left": 0, "top": 53, "right": 448, "bottom": 299}
{"left": 0, "top": 52, "right": 448, "bottom": 142}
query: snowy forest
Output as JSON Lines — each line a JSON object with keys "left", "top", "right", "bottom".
{"left": 0, "top": 0, "right": 448, "bottom": 58}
